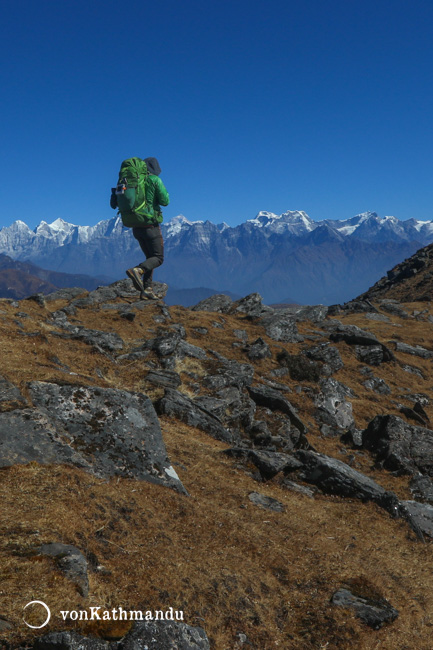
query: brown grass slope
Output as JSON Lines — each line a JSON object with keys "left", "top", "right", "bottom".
{"left": 1, "top": 290, "right": 433, "bottom": 649}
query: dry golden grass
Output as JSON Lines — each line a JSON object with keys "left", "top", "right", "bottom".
{"left": 1, "top": 295, "right": 433, "bottom": 648}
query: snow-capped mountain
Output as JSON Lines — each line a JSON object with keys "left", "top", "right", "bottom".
{"left": 0, "top": 210, "right": 431, "bottom": 304}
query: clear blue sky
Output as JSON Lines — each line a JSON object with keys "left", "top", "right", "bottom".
{"left": 1, "top": 0, "right": 433, "bottom": 229}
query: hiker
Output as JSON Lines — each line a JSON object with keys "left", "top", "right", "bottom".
{"left": 111, "top": 157, "right": 169, "bottom": 299}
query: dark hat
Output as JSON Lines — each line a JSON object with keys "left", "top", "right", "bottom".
{"left": 144, "top": 157, "right": 161, "bottom": 176}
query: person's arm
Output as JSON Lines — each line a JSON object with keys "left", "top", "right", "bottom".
{"left": 154, "top": 177, "right": 170, "bottom": 206}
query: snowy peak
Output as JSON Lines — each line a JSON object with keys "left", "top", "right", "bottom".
{"left": 247, "top": 210, "right": 315, "bottom": 235}
{"left": 164, "top": 214, "right": 204, "bottom": 238}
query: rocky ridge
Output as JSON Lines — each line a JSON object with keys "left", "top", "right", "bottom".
{"left": 1, "top": 277, "right": 433, "bottom": 648}
{"left": 356, "top": 241, "right": 433, "bottom": 303}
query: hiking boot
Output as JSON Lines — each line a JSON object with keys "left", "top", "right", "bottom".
{"left": 140, "top": 286, "right": 159, "bottom": 300}
{"left": 126, "top": 267, "right": 144, "bottom": 291}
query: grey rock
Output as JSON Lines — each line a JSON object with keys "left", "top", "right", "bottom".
{"left": 341, "top": 425, "right": 364, "bottom": 448}
{"left": 273, "top": 304, "right": 328, "bottom": 322}
{"left": 57, "top": 325, "right": 124, "bottom": 353}
{"left": 152, "top": 332, "right": 182, "bottom": 357}
{"left": 117, "top": 350, "right": 150, "bottom": 362}
{"left": 304, "top": 343, "right": 344, "bottom": 375}
{"left": 296, "top": 450, "right": 389, "bottom": 504}
{"left": 233, "top": 329, "right": 248, "bottom": 341}
{"left": 144, "top": 369, "right": 182, "bottom": 389}
{"left": 245, "top": 337, "right": 271, "bottom": 360}
{"left": 269, "top": 367, "right": 290, "bottom": 379}
{"left": 0, "top": 375, "right": 26, "bottom": 409}
{"left": 400, "top": 406, "right": 429, "bottom": 426}
{"left": 404, "top": 393, "right": 430, "bottom": 406}
{"left": 34, "top": 543, "right": 89, "bottom": 597}
{"left": 410, "top": 475, "right": 433, "bottom": 504}
{"left": 192, "top": 294, "right": 233, "bottom": 313}
{"left": 193, "top": 395, "right": 228, "bottom": 421}
{"left": 44, "top": 287, "right": 87, "bottom": 302}
{"left": 233, "top": 293, "right": 272, "bottom": 319}
{"left": 314, "top": 378, "right": 355, "bottom": 433}
{"left": 223, "top": 447, "right": 303, "bottom": 479}
{"left": 331, "top": 588, "right": 398, "bottom": 629}
{"left": 0, "top": 382, "right": 186, "bottom": 493}
{"left": 281, "top": 479, "right": 316, "bottom": 497}
{"left": 156, "top": 388, "right": 233, "bottom": 443}
{"left": 218, "top": 387, "right": 257, "bottom": 432}
{"left": 194, "top": 387, "right": 256, "bottom": 435}
{"left": 122, "top": 620, "right": 210, "bottom": 650}
{"left": 26, "top": 293, "right": 47, "bottom": 306}
{"left": 33, "top": 631, "right": 113, "bottom": 650}
{"left": 120, "top": 311, "right": 136, "bottom": 321}
{"left": 362, "top": 414, "right": 433, "bottom": 476}
{"left": 177, "top": 340, "right": 208, "bottom": 360}
{"left": 401, "top": 500, "right": 433, "bottom": 537}
{"left": 379, "top": 302, "right": 410, "bottom": 319}
{"left": 355, "top": 345, "right": 389, "bottom": 366}
{"left": 366, "top": 312, "right": 391, "bottom": 322}
{"left": 329, "top": 324, "right": 394, "bottom": 363}
{"left": 32, "top": 621, "right": 210, "bottom": 650}
{"left": 203, "top": 359, "right": 254, "bottom": 391}
{"left": 258, "top": 310, "right": 303, "bottom": 343}
{"left": 0, "top": 408, "right": 93, "bottom": 470}
{"left": 247, "top": 384, "right": 307, "bottom": 434}
{"left": 401, "top": 364, "right": 424, "bottom": 378}
{"left": 170, "top": 323, "right": 186, "bottom": 338}
{"left": 329, "top": 323, "right": 379, "bottom": 346}
{"left": 363, "top": 376, "right": 391, "bottom": 395}
{"left": 248, "top": 491, "right": 285, "bottom": 512}
{"left": 0, "top": 617, "right": 13, "bottom": 631}
{"left": 260, "top": 377, "right": 292, "bottom": 393}
{"left": 393, "top": 341, "right": 433, "bottom": 359}
{"left": 250, "top": 449, "right": 303, "bottom": 478}
{"left": 277, "top": 350, "right": 321, "bottom": 382}
{"left": 339, "top": 300, "right": 379, "bottom": 314}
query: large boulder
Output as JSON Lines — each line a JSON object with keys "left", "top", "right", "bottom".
{"left": 361, "top": 415, "right": 433, "bottom": 476}
{"left": 0, "top": 382, "right": 186, "bottom": 493}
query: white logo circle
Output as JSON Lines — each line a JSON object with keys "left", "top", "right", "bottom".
{"left": 23, "top": 601, "right": 51, "bottom": 629}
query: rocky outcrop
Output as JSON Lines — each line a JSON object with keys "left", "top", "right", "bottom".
{"left": 356, "top": 242, "right": 433, "bottom": 303}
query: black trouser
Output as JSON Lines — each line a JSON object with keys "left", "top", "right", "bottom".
{"left": 132, "top": 225, "right": 164, "bottom": 287}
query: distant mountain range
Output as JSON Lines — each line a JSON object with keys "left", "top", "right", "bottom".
{"left": 0, "top": 253, "right": 103, "bottom": 299}
{"left": 0, "top": 210, "right": 431, "bottom": 304}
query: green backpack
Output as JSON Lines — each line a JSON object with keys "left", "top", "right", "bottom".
{"left": 115, "top": 157, "right": 149, "bottom": 227}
